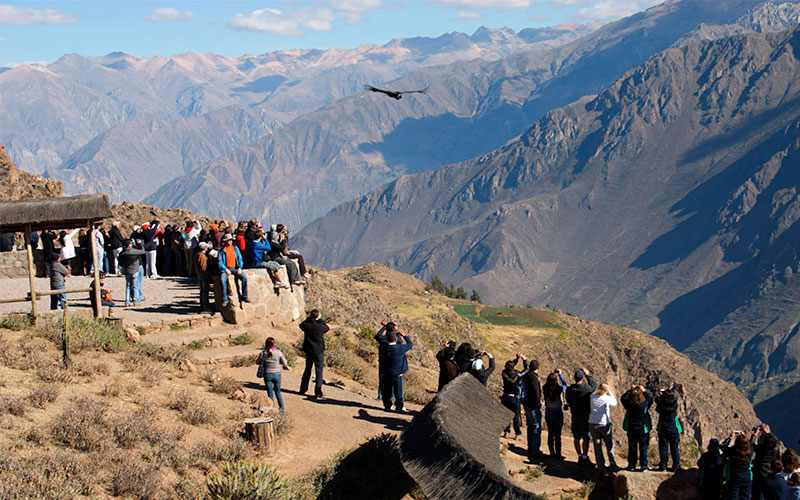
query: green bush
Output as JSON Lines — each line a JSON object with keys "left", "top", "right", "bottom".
{"left": 0, "top": 312, "right": 33, "bottom": 331}
{"left": 35, "top": 317, "right": 128, "bottom": 353}
{"left": 231, "top": 332, "right": 252, "bottom": 346}
{"left": 135, "top": 341, "right": 191, "bottom": 364}
{"left": 187, "top": 338, "right": 210, "bottom": 350}
{"left": 205, "top": 461, "right": 287, "bottom": 500}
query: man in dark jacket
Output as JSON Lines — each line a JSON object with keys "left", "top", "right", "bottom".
{"left": 437, "top": 346, "right": 458, "bottom": 391}
{"left": 49, "top": 253, "right": 69, "bottom": 310}
{"left": 117, "top": 239, "right": 145, "bottom": 306}
{"left": 377, "top": 329, "right": 413, "bottom": 412}
{"left": 40, "top": 229, "right": 57, "bottom": 278}
{"left": 299, "top": 309, "right": 329, "bottom": 399}
{"left": 108, "top": 221, "right": 124, "bottom": 275}
{"left": 751, "top": 424, "right": 781, "bottom": 500}
{"left": 0, "top": 232, "right": 14, "bottom": 252}
{"left": 654, "top": 388, "right": 681, "bottom": 471}
{"left": 522, "top": 360, "right": 543, "bottom": 460}
{"left": 565, "top": 367, "right": 597, "bottom": 466}
{"left": 761, "top": 459, "right": 789, "bottom": 500}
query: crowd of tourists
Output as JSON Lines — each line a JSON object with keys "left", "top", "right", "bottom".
{"left": 29, "top": 218, "right": 310, "bottom": 311}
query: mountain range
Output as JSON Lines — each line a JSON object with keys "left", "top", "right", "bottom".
{"left": 296, "top": 25, "right": 800, "bottom": 446}
{"left": 0, "top": 23, "right": 598, "bottom": 203}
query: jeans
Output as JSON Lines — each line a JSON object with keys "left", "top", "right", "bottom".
{"left": 627, "top": 429, "right": 649, "bottom": 469}
{"left": 125, "top": 274, "right": 136, "bottom": 305}
{"left": 198, "top": 274, "right": 211, "bottom": 311}
{"left": 220, "top": 270, "right": 248, "bottom": 303}
{"left": 590, "top": 423, "right": 617, "bottom": 469}
{"left": 728, "top": 481, "right": 751, "bottom": 500}
{"left": 299, "top": 352, "right": 324, "bottom": 397}
{"left": 381, "top": 373, "right": 405, "bottom": 411}
{"left": 184, "top": 248, "right": 195, "bottom": 276}
{"left": 90, "top": 249, "right": 104, "bottom": 274}
{"left": 545, "top": 411, "right": 564, "bottom": 456}
{"left": 524, "top": 406, "right": 542, "bottom": 457}
{"left": 145, "top": 250, "right": 158, "bottom": 277}
{"left": 502, "top": 395, "right": 522, "bottom": 435}
{"left": 135, "top": 267, "right": 144, "bottom": 302}
{"left": 50, "top": 284, "right": 66, "bottom": 310}
{"left": 658, "top": 432, "right": 680, "bottom": 470}
{"left": 263, "top": 372, "right": 284, "bottom": 410}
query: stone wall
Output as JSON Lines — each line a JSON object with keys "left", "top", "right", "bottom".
{"left": 213, "top": 267, "right": 305, "bottom": 326}
{"left": 0, "top": 251, "right": 29, "bottom": 279}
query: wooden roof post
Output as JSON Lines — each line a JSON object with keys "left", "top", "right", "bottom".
{"left": 89, "top": 220, "right": 103, "bottom": 319}
{"left": 24, "top": 223, "right": 37, "bottom": 324}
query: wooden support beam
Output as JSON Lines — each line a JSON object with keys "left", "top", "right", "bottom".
{"left": 24, "top": 223, "right": 37, "bottom": 323}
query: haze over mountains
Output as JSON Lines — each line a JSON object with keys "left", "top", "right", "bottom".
{"left": 297, "top": 24, "right": 800, "bottom": 445}
{"left": 0, "top": 23, "right": 598, "bottom": 203}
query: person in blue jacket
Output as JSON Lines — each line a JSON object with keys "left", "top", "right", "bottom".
{"left": 218, "top": 234, "right": 249, "bottom": 307}
{"left": 376, "top": 325, "right": 413, "bottom": 413}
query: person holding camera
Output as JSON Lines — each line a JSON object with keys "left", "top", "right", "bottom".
{"left": 621, "top": 384, "right": 654, "bottom": 471}
{"left": 543, "top": 369, "right": 568, "bottom": 459}
{"left": 588, "top": 383, "right": 619, "bottom": 471}
{"left": 376, "top": 323, "right": 413, "bottom": 413}
{"left": 654, "top": 387, "right": 681, "bottom": 471}
{"left": 566, "top": 367, "right": 597, "bottom": 466}
{"left": 722, "top": 431, "right": 754, "bottom": 500}
{"left": 751, "top": 424, "right": 781, "bottom": 500}
{"left": 299, "top": 309, "right": 329, "bottom": 400}
{"left": 469, "top": 349, "right": 495, "bottom": 385}
{"left": 501, "top": 353, "right": 529, "bottom": 440}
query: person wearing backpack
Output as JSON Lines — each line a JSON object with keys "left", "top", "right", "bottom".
{"left": 722, "top": 432, "right": 753, "bottom": 500}
{"left": 256, "top": 337, "right": 290, "bottom": 411}
{"left": 698, "top": 438, "right": 725, "bottom": 500}
{"left": 621, "top": 385, "right": 653, "bottom": 471}
{"left": 655, "top": 388, "right": 682, "bottom": 471}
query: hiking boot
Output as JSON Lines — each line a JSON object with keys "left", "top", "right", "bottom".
{"left": 241, "top": 297, "right": 251, "bottom": 303}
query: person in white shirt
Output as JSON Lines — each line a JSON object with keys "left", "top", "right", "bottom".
{"left": 588, "top": 383, "right": 619, "bottom": 471}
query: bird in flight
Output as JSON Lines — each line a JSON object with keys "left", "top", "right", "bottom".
{"left": 365, "top": 84, "right": 429, "bottom": 100}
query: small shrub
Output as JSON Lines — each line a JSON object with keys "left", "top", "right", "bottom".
{"left": 136, "top": 325, "right": 147, "bottom": 335}
{"left": 35, "top": 316, "right": 128, "bottom": 353}
{"left": 180, "top": 399, "right": 218, "bottom": 426}
{"left": 170, "top": 322, "right": 190, "bottom": 331}
{"left": 231, "top": 332, "right": 253, "bottom": 346}
{"left": 187, "top": 338, "right": 210, "bottom": 350}
{"left": 28, "top": 384, "right": 60, "bottom": 408}
{"left": 0, "top": 313, "right": 32, "bottom": 331}
{"left": 136, "top": 341, "right": 190, "bottom": 364}
{"left": 24, "top": 425, "right": 46, "bottom": 444}
{"left": 266, "top": 409, "right": 293, "bottom": 437}
{"left": 168, "top": 389, "right": 194, "bottom": 412}
{"left": 230, "top": 354, "right": 258, "bottom": 367}
{"left": 205, "top": 461, "right": 287, "bottom": 500}
{"left": 100, "top": 378, "right": 123, "bottom": 397}
{"left": 173, "top": 476, "right": 204, "bottom": 499}
{"left": 113, "top": 406, "right": 157, "bottom": 448}
{"left": 111, "top": 459, "right": 161, "bottom": 499}
{"left": 275, "top": 341, "right": 297, "bottom": 367}
{"left": 325, "top": 335, "right": 366, "bottom": 384}
{"left": 210, "top": 375, "right": 241, "bottom": 396}
{"left": 0, "top": 395, "right": 28, "bottom": 416}
{"left": 0, "top": 450, "right": 94, "bottom": 498}
{"left": 200, "top": 367, "right": 218, "bottom": 383}
{"left": 520, "top": 465, "right": 545, "bottom": 481}
{"left": 51, "top": 396, "right": 109, "bottom": 451}
{"left": 36, "top": 364, "right": 74, "bottom": 384}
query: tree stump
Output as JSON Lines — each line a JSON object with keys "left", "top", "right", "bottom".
{"left": 244, "top": 417, "right": 275, "bottom": 455}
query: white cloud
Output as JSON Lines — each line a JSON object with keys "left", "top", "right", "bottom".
{"left": 574, "top": 0, "right": 661, "bottom": 21}
{"left": 427, "top": 0, "right": 532, "bottom": 9}
{"left": 146, "top": 7, "right": 195, "bottom": 22}
{"left": 332, "top": 0, "right": 382, "bottom": 24}
{"left": 457, "top": 11, "right": 485, "bottom": 19}
{"left": 226, "top": 7, "right": 334, "bottom": 36}
{"left": 0, "top": 4, "right": 77, "bottom": 24}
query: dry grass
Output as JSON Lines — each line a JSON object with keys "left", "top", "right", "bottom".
{"left": 0, "top": 394, "right": 28, "bottom": 416}
{"left": 0, "top": 449, "right": 95, "bottom": 498}
{"left": 168, "top": 390, "right": 218, "bottom": 426}
{"left": 50, "top": 396, "right": 110, "bottom": 451}
{"left": 231, "top": 353, "right": 258, "bottom": 367}
{"left": 111, "top": 459, "right": 162, "bottom": 499}
{"left": 36, "top": 363, "right": 74, "bottom": 383}
{"left": 210, "top": 374, "right": 242, "bottom": 396}
{"left": 28, "top": 384, "right": 60, "bottom": 408}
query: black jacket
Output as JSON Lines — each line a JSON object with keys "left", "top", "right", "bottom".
{"left": 565, "top": 374, "right": 597, "bottom": 420}
{"left": 117, "top": 247, "right": 145, "bottom": 276}
{"left": 469, "top": 357, "right": 495, "bottom": 386}
{"left": 655, "top": 390, "right": 680, "bottom": 434}
{"left": 438, "top": 359, "right": 458, "bottom": 391}
{"left": 0, "top": 232, "right": 15, "bottom": 252}
{"left": 521, "top": 371, "right": 542, "bottom": 409}
{"left": 621, "top": 390, "right": 653, "bottom": 433}
{"left": 41, "top": 230, "right": 57, "bottom": 259}
{"left": 109, "top": 227, "right": 125, "bottom": 249}
{"left": 142, "top": 223, "right": 160, "bottom": 251}
{"left": 752, "top": 432, "right": 781, "bottom": 479}
{"left": 502, "top": 359, "right": 529, "bottom": 396}
{"left": 300, "top": 318, "right": 329, "bottom": 357}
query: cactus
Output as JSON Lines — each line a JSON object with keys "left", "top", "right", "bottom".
{"left": 205, "top": 461, "right": 286, "bottom": 500}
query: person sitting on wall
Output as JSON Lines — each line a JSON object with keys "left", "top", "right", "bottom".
{"left": 269, "top": 224, "right": 311, "bottom": 280}
{"left": 89, "top": 271, "right": 115, "bottom": 314}
{"left": 247, "top": 230, "right": 289, "bottom": 289}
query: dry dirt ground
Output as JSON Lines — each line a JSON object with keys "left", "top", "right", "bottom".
{"left": 0, "top": 272, "right": 601, "bottom": 498}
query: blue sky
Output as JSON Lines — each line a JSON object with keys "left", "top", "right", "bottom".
{"left": 0, "top": 0, "right": 661, "bottom": 66}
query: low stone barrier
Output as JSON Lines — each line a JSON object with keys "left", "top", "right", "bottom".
{"left": 212, "top": 267, "right": 305, "bottom": 326}
{"left": 0, "top": 251, "right": 28, "bottom": 279}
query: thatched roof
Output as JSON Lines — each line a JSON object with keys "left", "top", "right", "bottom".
{"left": 400, "top": 374, "right": 541, "bottom": 500}
{"left": 0, "top": 194, "right": 112, "bottom": 232}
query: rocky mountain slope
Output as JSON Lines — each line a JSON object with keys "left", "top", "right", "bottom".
{"left": 296, "top": 27, "right": 800, "bottom": 441}
{"left": 147, "top": 0, "right": 800, "bottom": 227}
{"left": 0, "top": 144, "right": 62, "bottom": 201}
{"left": 1, "top": 25, "right": 596, "bottom": 183}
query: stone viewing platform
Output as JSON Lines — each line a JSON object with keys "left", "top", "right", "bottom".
{"left": 214, "top": 267, "right": 305, "bottom": 326}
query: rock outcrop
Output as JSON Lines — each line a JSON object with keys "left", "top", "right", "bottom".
{"left": 0, "top": 144, "right": 62, "bottom": 201}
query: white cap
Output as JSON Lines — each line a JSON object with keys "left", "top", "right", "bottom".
{"left": 471, "top": 359, "right": 484, "bottom": 371}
